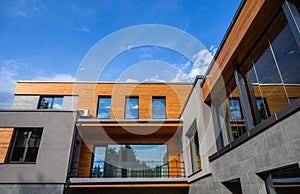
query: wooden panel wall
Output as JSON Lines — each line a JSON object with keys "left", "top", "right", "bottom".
{"left": 202, "top": 0, "right": 282, "bottom": 102}
{"left": 77, "top": 143, "right": 93, "bottom": 178}
{"left": 76, "top": 125, "right": 183, "bottom": 178}
{"left": 228, "top": 85, "right": 300, "bottom": 115}
{"left": 0, "top": 128, "right": 14, "bottom": 163}
{"left": 15, "top": 82, "right": 192, "bottom": 119}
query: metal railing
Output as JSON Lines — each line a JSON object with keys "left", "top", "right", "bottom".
{"left": 70, "top": 160, "right": 185, "bottom": 178}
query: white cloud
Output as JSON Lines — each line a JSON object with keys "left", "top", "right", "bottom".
{"left": 125, "top": 78, "right": 139, "bottom": 83}
{"left": 209, "top": 45, "right": 218, "bottom": 56}
{"left": 33, "top": 74, "right": 76, "bottom": 81}
{"left": 0, "top": 58, "right": 75, "bottom": 109}
{"left": 0, "top": 59, "right": 18, "bottom": 108}
{"left": 172, "top": 69, "right": 189, "bottom": 82}
{"left": 14, "top": 8, "right": 26, "bottom": 17}
{"left": 187, "top": 48, "right": 214, "bottom": 79}
{"left": 76, "top": 26, "right": 90, "bottom": 33}
{"left": 144, "top": 75, "right": 166, "bottom": 83}
{"left": 170, "top": 48, "right": 214, "bottom": 82}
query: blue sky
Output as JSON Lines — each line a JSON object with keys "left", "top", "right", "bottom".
{"left": 0, "top": 0, "right": 241, "bottom": 108}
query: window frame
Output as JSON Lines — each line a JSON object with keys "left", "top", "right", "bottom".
{"left": 186, "top": 120, "right": 201, "bottom": 175}
{"left": 152, "top": 96, "right": 166, "bottom": 119}
{"left": 91, "top": 144, "right": 169, "bottom": 178}
{"left": 6, "top": 128, "right": 43, "bottom": 164}
{"left": 124, "top": 96, "right": 139, "bottom": 119}
{"left": 97, "top": 96, "right": 112, "bottom": 119}
{"left": 37, "top": 96, "right": 63, "bottom": 110}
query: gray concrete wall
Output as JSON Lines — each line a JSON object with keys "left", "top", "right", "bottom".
{"left": 0, "top": 111, "right": 75, "bottom": 185}
{"left": 62, "top": 96, "right": 78, "bottom": 111}
{"left": 12, "top": 95, "right": 78, "bottom": 111}
{"left": 188, "top": 111, "right": 300, "bottom": 194}
{"left": 0, "top": 184, "right": 64, "bottom": 194}
{"left": 180, "top": 79, "right": 217, "bottom": 181}
{"left": 12, "top": 95, "right": 40, "bottom": 109}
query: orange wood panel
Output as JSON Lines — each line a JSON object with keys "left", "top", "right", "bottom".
{"left": 0, "top": 128, "right": 14, "bottom": 163}
{"left": 69, "top": 183, "right": 190, "bottom": 188}
{"left": 77, "top": 143, "right": 93, "bottom": 178}
{"left": 202, "top": 0, "right": 282, "bottom": 102}
{"left": 227, "top": 85, "right": 300, "bottom": 116}
{"left": 15, "top": 82, "right": 192, "bottom": 119}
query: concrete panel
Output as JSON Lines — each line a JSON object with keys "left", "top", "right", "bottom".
{"left": 62, "top": 96, "right": 78, "bottom": 110}
{"left": 0, "top": 111, "right": 75, "bottom": 183}
{"left": 188, "top": 111, "right": 300, "bottom": 194}
{"left": 12, "top": 95, "right": 39, "bottom": 109}
{"left": 0, "top": 184, "right": 64, "bottom": 194}
{"left": 180, "top": 78, "right": 217, "bottom": 182}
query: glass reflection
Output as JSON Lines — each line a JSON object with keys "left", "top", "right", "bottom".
{"left": 91, "top": 144, "right": 168, "bottom": 178}
{"left": 125, "top": 97, "right": 139, "bottom": 119}
{"left": 97, "top": 97, "right": 111, "bottom": 119}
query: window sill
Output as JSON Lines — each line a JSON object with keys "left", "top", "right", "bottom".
{"left": 209, "top": 98, "right": 300, "bottom": 162}
{"left": 4, "top": 162, "right": 36, "bottom": 164}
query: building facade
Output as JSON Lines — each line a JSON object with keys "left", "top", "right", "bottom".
{"left": 0, "top": 0, "right": 299, "bottom": 193}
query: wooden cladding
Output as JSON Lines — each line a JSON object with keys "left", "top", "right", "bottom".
{"left": 202, "top": 0, "right": 282, "bottom": 102}
{"left": 0, "top": 128, "right": 14, "bottom": 163}
{"left": 15, "top": 82, "right": 192, "bottom": 119}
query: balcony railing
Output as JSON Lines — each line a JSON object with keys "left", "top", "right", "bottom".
{"left": 69, "top": 160, "right": 185, "bottom": 179}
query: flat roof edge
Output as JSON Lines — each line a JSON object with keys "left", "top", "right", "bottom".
{"left": 76, "top": 118, "right": 183, "bottom": 124}
{"left": 16, "top": 80, "right": 193, "bottom": 85}
{"left": 69, "top": 177, "right": 188, "bottom": 184}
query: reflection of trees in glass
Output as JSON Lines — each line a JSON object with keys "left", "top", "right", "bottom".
{"left": 39, "top": 98, "right": 49, "bottom": 109}
{"left": 92, "top": 144, "right": 168, "bottom": 178}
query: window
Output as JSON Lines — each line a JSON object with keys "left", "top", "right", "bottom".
{"left": 258, "top": 164, "right": 300, "bottom": 194}
{"left": 7, "top": 128, "right": 42, "bottom": 163}
{"left": 91, "top": 144, "right": 168, "bottom": 178}
{"left": 229, "top": 99, "right": 243, "bottom": 120}
{"left": 222, "top": 178, "right": 242, "bottom": 194}
{"left": 152, "top": 97, "right": 166, "bottom": 119}
{"left": 125, "top": 97, "right": 139, "bottom": 119}
{"left": 212, "top": 5, "right": 300, "bottom": 151}
{"left": 190, "top": 131, "right": 201, "bottom": 173}
{"left": 186, "top": 121, "right": 201, "bottom": 174}
{"left": 256, "top": 98, "right": 270, "bottom": 120}
{"left": 97, "top": 97, "right": 111, "bottom": 119}
{"left": 38, "top": 96, "right": 63, "bottom": 109}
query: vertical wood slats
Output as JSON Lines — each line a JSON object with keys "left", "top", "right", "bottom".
{"left": 0, "top": 128, "right": 14, "bottom": 163}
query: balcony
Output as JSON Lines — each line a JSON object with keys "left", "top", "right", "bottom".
{"left": 70, "top": 159, "right": 185, "bottom": 179}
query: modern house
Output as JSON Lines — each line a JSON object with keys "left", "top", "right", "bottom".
{"left": 0, "top": 0, "right": 299, "bottom": 193}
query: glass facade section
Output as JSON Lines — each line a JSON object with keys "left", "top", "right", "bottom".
{"left": 244, "top": 23, "right": 300, "bottom": 121}
{"left": 8, "top": 128, "right": 42, "bottom": 163}
{"left": 212, "top": 8, "right": 300, "bottom": 150}
{"left": 38, "top": 96, "right": 63, "bottom": 109}
{"left": 97, "top": 97, "right": 112, "bottom": 119}
{"left": 125, "top": 97, "right": 139, "bottom": 119}
{"left": 91, "top": 144, "right": 168, "bottom": 178}
{"left": 152, "top": 97, "right": 166, "bottom": 119}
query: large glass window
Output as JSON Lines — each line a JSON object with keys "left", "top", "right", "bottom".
{"left": 97, "top": 97, "right": 112, "bottom": 119}
{"left": 7, "top": 128, "right": 42, "bottom": 163}
{"left": 91, "top": 144, "right": 168, "bottom": 178}
{"left": 125, "top": 97, "right": 139, "bottom": 119}
{"left": 38, "top": 96, "right": 63, "bottom": 109}
{"left": 212, "top": 7, "right": 300, "bottom": 151}
{"left": 152, "top": 97, "right": 166, "bottom": 119}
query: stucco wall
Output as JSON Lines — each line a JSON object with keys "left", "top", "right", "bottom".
{"left": 0, "top": 111, "right": 75, "bottom": 184}
{"left": 180, "top": 79, "right": 217, "bottom": 181}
